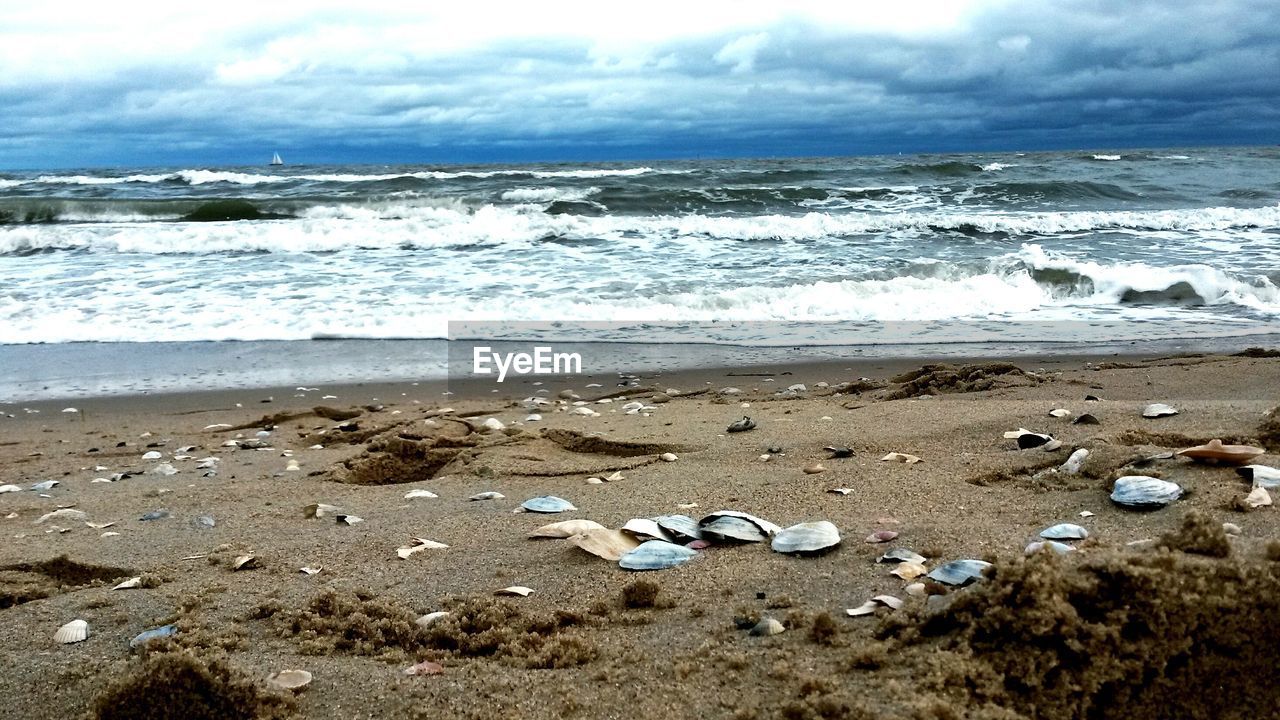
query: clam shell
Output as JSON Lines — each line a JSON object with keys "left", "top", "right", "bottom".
{"left": 416, "top": 611, "right": 450, "bottom": 629}
{"left": 619, "top": 540, "right": 698, "bottom": 571}
{"left": 660, "top": 453, "right": 678, "bottom": 462}
{"left": 1176, "top": 439, "right": 1265, "bottom": 465}
{"left": 770, "top": 521, "right": 841, "bottom": 554}
{"left": 568, "top": 528, "right": 641, "bottom": 561}
{"left": 1142, "top": 403, "right": 1178, "bottom": 418}
{"left": 469, "top": 492, "right": 504, "bottom": 501}
{"left": 621, "top": 518, "right": 673, "bottom": 542}
{"left": 268, "top": 669, "right": 312, "bottom": 691}
{"left": 335, "top": 514, "right": 363, "bottom": 525}
{"left": 727, "top": 416, "right": 756, "bottom": 433}
{"left": 654, "top": 515, "right": 701, "bottom": 541}
{"left": 1060, "top": 448, "right": 1089, "bottom": 475}
{"left": 881, "top": 452, "right": 921, "bottom": 464}
{"left": 494, "top": 586, "right": 534, "bottom": 597}
{"left": 112, "top": 577, "right": 143, "bottom": 590}
{"left": 1026, "top": 541, "right": 1075, "bottom": 555}
{"left": 55, "top": 619, "right": 89, "bottom": 644}
{"left": 927, "top": 559, "right": 992, "bottom": 586}
{"left": 1110, "top": 475, "right": 1183, "bottom": 509}
{"left": 1048, "top": 409, "right": 1071, "bottom": 418}
{"left": 1238, "top": 465, "right": 1280, "bottom": 489}
{"left": 749, "top": 617, "right": 785, "bottom": 636}
{"left": 130, "top": 624, "right": 177, "bottom": 648}
{"left": 521, "top": 496, "right": 576, "bottom": 513}
{"left": 1039, "top": 523, "right": 1089, "bottom": 540}
{"left": 877, "top": 548, "right": 926, "bottom": 564}
{"left": 480, "top": 418, "right": 505, "bottom": 431}
{"left": 31, "top": 480, "right": 59, "bottom": 491}
{"left": 1005, "top": 429, "right": 1055, "bottom": 449}
{"left": 141, "top": 451, "right": 162, "bottom": 460}
{"left": 699, "top": 516, "right": 767, "bottom": 543}
{"left": 529, "top": 519, "right": 606, "bottom": 539}
{"left": 699, "top": 510, "right": 780, "bottom": 538}
{"left": 891, "top": 562, "right": 927, "bottom": 579}
{"left": 404, "top": 489, "right": 438, "bottom": 499}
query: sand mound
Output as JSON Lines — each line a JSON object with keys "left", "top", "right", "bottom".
{"left": 885, "top": 521, "right": 1280, "bottom": 719}
{"left": 882, "top": 362, "right": 1040, "bottom": 400}
{"left": 334, "top": 435, "right": 468, "bottom": 484}
{"left": 91, "top": 650, "right": 294, "bottom": 720}
{"left": 0, "top": 556, "right": 133, "bottom": 609}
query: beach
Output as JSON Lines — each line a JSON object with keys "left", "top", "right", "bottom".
{"left": 3, "top": 349, "right": 1279, "bottom": 719}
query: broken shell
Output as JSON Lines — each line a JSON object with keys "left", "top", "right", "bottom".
{"left": 1073, "top": 413, "right": 1100, "bottom": 425}
{"left": 829, "top": 488, "right": 853, "bottom": 495}
{"left": 770, "top": 521, "right": 842, "bottom": 554}
{"left": 1176, "top": 439, "right": 1265, "bottom": 465}
{"left": 881, "top": 452, "right": 921, "bottom": 464}
{"left": 139, "top": 509, "right": 170, "bottom": 521}
{"left": 1142, "top": 403, "right": 1178, "bottom": 418}
{"left": 654, "top": 514, "right": 702, "bottom": 541}
{"left": 585, "top": 477, "right": 604, "bottom": 484}
{"left": 749, "top": 617, "right": 785, "bottom": 636}
{"left": 495, "top": 586, "right": 534, "bottom": 597}
{"left": 0, "top": 484, "right": 20, "bottom": 493}
{"left": 1026, "top": 541, "right": 1075, "bottom": 555}
{"left": 1110, "top": 476, "right": 1183, "bottom": 509}
{"left": 521, "top": 496, "right": 576, "bottom": 513}
{"left": 660, "top": 453, "right": 678, "bottom": 462}
{"left": 529, "top": 519, "right": 606, "bottom": 539}
{"left": 55, "top": 619, "right": 89, "bottom": 644}
{"left": 1060, "top": 448, "right": 1089, "bottom": 475}
{"left": 1223, "top": 522, "right": 1243, "bottom": 536}
{"left": 416, "top": 611, "right": 450, "bottom": 629}
{"left": 568, "top": 529, "right": 641, "bottom": 561}
{"left": 1048, "top": 408, "right": 1071, "bottom": 418}
{"left": 480, "top": 417, "right": 505, "bottom": 432}
{"left": 1246, "top": 486, "right": 1272, "bottom": 508}
{"left": 803, "top": 463, "right": 825, "bottom": 474}
{"left": 404, "top": 660, "right": 444, "bottom": 676}
{"left": 865, "top": 530, "right": 899, "bottom": 543}
{"left": 846, "top": 601, "right": 878, "bottom": 617}
{"left": 1079, "top": 510, "right": 1095, "bottom": 518}
{"left": 36, "top": 509, "right": 88, "bottom": 524}
{"left": 824, "top": 446, "right": 854, "bottom": 458}
{"left": 904, "top": 582, "right": 927, "bottom": 597}
{"left": 304, "top": 503, "right": 342, "bottom": 519}
{"left": 268, "top": 669, "right": 312, "bottom": 692}
{"left": 112, "top": 577, "right": 143, "bottom": 590}
{"left": 877, "top": 548, "right": 927, "bottom": 564}
{"left": 335, "top": 514, "right": 363, "bottom": 525}
{"left": 30, "top": 480, "right": 59, "bottom": 491}
{"left": 621, "top": 518, "right": 674, "bottom": 542}
{"left": 469, "top": 491, "right": 505, "bottom": 501}
{"left": 927, "top": 559, "right": 992, "bottom": 586}
{"left": 1039, "top": 523, "right": 1089, "bottom": 540}
{"left": 727, "top": 416, "right": 757, "bottom": 433}
{"left": 891, "top": 562, "right": 927, "bottom": 580}
{"left": 232, "top": 555, "right": 258, "bottom": 571}
{"left": 130, "top": 624, "right": 177, "bottom": 648}
{"left": 398, "top": 538, "right": 449, "bottom": 558}
{"left": 404, "top": 489, "right": 438, "bottom": 499}
{"left": 619, "top": 539, "right": 698, "bottom": 571}
{"left": 141, "top": 451, "right": 162, "bottom": 460}
{"left": 1004, "top": 428, "right": 1055, "bottom": 449}
{"left": 1238, "top": 465, "right": 1280, "bottom": 489}
{"left": 299, "top": 567, "right": 322, "bottom": 575}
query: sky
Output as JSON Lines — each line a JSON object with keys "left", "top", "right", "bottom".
{"left": 2, "top": 0, "right": 1278, "bottom": 169}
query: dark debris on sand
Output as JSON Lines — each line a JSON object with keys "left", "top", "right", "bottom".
{"left": 882, "top": 362, "right": 1042, "bottom": 401}
{"left": 91, "top": 650, "right": 295, "bottom": 720}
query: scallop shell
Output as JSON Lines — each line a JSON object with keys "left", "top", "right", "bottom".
{"left": 1110, "top": 475, "right": 1183, "bottom": 509}
{"left": 130, "top": 624, "right": 177, "bottom": 648}
{"left": 621, "top": 518, "right": 673, "bottom": 542}
{"left": 1238, "top": 465, "right": 1280, "bottom": 489}
{"left": 568, "top": 529, "right": 641, "bottom": 561}
{"left": 1039, "top": 523, "right": 1089, "bottom": 540}
{"left": 927, "top": 559, "right": 992, "bottom": 586}
{"left": 1142, "top": 403, "right": 1178, "bottom": 418}
{"left": 54, "top": 619, "right": 89, "bottom": 644}
{"left": 521, "top": 496, "right": 576, "bottom": 513}
{"left": 748, "top": 617, "right": 785, "bottom": 636}
{"left": 1176, "top": 439, "right": 1265, "bottom": 465}
{"left": 494, "top": 586, "right": 534, "bottom": 597}
{"left": 268, "top": 669, "right": 312, "bottom": 691}
{"left": 619, "top": 540, "right": 698, "bottom": 571}
{"left": 654, "top": 515, "right": 701, "bottom": 541}
{"left": 529, "top": 519, "right": 606, "bottom": 538}
{"left": 770, "top": 521, "right": 841, "bottom": 554}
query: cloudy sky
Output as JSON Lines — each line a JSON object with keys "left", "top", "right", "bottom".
{"left": 2, "top": 0, "right": 1278, "bottom": 168}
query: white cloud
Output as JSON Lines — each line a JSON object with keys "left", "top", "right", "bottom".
{"left": 715, "top": 33, "right": 770, "bottom": 73}
{"left": 997, "top": 34, "right": 1031, "bottom": 52}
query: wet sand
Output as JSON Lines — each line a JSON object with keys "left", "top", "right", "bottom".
{"left": 2, "top": 351, "right": 1279, "bottom": 719}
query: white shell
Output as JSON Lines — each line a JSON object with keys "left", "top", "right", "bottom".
{"left": 660, "top": 453, "right": 678, "bottom": 462}
{"left": 35, "top": 509, "right": 87, "bottom": 524}
{"left": 1060, "top": 448, "right": 1089, "bottom": 475}
{"left": 567, "top": 529, "right": 641, "bottom": 561}
{"left": 469, "top": 491, "right": 505, "bottom": 501}
{"left": 112, "top": 576, "right": 143, "bottom": 590}
{"left": 1110, "top": 475, "right": 1183, "bottom": 509}
{"left": 335, "top": 514, "right": 363, "bottom": 525}
{"left": 141, "top": 451, "right": 162, "bottom": 460}
{"left": 304, "top": 503, "right": 342, "bottom": 518}
{"left": 1142, "top": 403, "right": 1178, "bottom": 418}
{"left": 1039, "top": 523, "right": 1089, "bottom": 540}
{"left": 521, "top": 496, "right": 576, "bottom": 513}
{"left": 55, "top": 619, "right": 89, "bottom": 644}
{"left": 268, "top": 669, "right": 312, "bottom": 691}
{"left": 529, "top": 519, "right": 606, "bottom": 538}
{"left": 398, "top": 538, "right": 449, "bottom": 558}
{"left": 1026, "top": 540, "right": 1075, "bottom": 555}
{"left": 881, "top": 452, "right": 922, "bottom": 464}
{"left": 619, "top": 540, "right": 698, "bottom": 571}
{"left": 1239, "top": 465, "right": 1280, "bottom": 489}
{"left": 495, "top": 586, "right": 534, "bottom": 597}
{"left": 621, "top": 518, "right": 673, "bottom": 542}
{"left": 749, "top": 617, "right": 785, "bottom": 636}
{"left": 1246, "top": 486, "right": 1272, "bottom": 508}
{"left": 232, "top": 555, "right": 258, "bottom": 571}
{"left": 0, "top": 484, "right": 22, "bottom": 493}
{"left": 770, "top": 521, "right": 842, "bottom": 554}
{"left": 480, "top": 418, "right": 505, "bottom": 431}
{"left": 416, "top": 611, "right": 450, "bottom": 628}
{"left": 404, "top": 489, "right": 438, "bottom": 499}
{"left": 1048, "top": 409, "right": 1071, "bottom": 418}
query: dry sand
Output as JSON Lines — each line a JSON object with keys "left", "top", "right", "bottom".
{"left": 2, "top": 351, "right": 1279, "bottom": 719}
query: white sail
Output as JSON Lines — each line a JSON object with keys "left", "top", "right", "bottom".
{"left": 270, "top": 152, "right": 283, "bottom": 166}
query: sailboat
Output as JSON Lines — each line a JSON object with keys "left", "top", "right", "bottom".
{"left": 270, "top": 152, "right": 283, "bottom": 166}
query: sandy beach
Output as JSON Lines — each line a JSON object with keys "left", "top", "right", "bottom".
{"left": 2, "top": 350, "right": 1279, "bottom": 719}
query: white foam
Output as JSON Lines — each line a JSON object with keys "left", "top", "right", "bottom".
{"left": 11, "top": 166, "right": 684, "bottom": 188}
{"left": 981, "top": 163, "right": 1017, "bottom": 172}
{"left": 1092, "top": 154, "right": 1122, "bottom": 161}
{"left": 500, "top": 186, "right": 600, "bottom": 203}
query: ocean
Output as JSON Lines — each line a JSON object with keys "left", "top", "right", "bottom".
{"left": 2, "top": 147, "right": 1278, "bottom": 398}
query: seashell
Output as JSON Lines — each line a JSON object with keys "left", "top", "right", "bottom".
{"left": 35, "top": 509, "right": 87, "bottom": 524}
{"left": 585, "top": 477, "right": 604, "bottom": 484}
{"left": 749, "top": 617, "right": 785, "bottom": 636}
{"left": 469, "top": 492, "right": 504, "bottom": 501}
{"left": 398, "top": 538, "right": 449, "bottom": 558}
{"left": 771, "top": 521, "right": 841, "bottom": 554}
{"left": 86, "top": 521, "right": 115, "bottom": 529}
{"left": 1238, "top": 465, "right": 1280, "bottom": 489}
{"left": 1177, "top": 439, "right": 1264, "bottom": 465}
{"left": 416, "top": 611, "right": 450, "bottom": 629}
{"left": 1142, "top": 403, "right": 1178, "bottom": 418}
{"left": 335, "top": 514, "right": 363, "bottom": 525}
{"left": 904, "top": 582, "right": 927, "bottom": 597}
{"left": 112, "top": 577, "right": 143, "bottom": 590}
{"left": 141, "top": 451, "right": 162, "bottom": 460}
{"left": 130, "top": 624, "right": 177, "bottom": 648}
{"left": 1246, "top": 486, "right": 1272, "bottom": 508}
{"left": 232, "top": 555, "right": 258, "bottom": 571}
{"left": 558, "top": 390, "right": 581, "bottom": 400}
{"left": 865, "top": 530, "right": 898, "bottom": 543}
{"left": 605, "top": 471, "right": 624, "bottom": 482}
{"left": 846, "top": 601, "right": 879, "bottom": 617}
{"left": 619, "top": 539, "right": 698, "bottom": 571}
{"left": 621, "top": 518, "right": 674, "bottom": 542}
{"left": 55, "top": 619, "right": 89, "bottom": 644}
{"left": 1048, "top": 409, "right": 1071, "bottom": 418}
{"left": 571, "top": 407, "right": 600, "bottom": 417}
{"left": 480, "top": 418, "right": 506, "bottom": 432}
{"left": 829, "top": 488, "right": 853, "bottom": 495}
{"left": 529, "top": 519, "right": 606, "bottom": 539}
{"left": 1073, "top": 413, "right": 1100, "bottom": 425}
{"left": 1026, "top": 541, "right": 1075, "bottom": 555}
{"left": 1079, "top": 510, "right": 1095, "bottom": 518}
{"left": 1060, "top": 448, "right": 1089, "bottom": 475}
{"left": 299, "top": 567, "right": 322, "bottom": 575}
{"left": 0, "top": 484, "right": 21, "bottom": 493}
{"left": 30, "top": 480, "right": 59, "bottom": 491}
{"left": 150, "top": 463, "right": 178, "bottom": 476}
{"left": 521, "top": 496, "right": 576, "bottom": 513}
{"left": 654, "top": 515, "right": 701, "bottom": 541}
{"left": 1223, "top": 522, "right": 1243, "bottom": 536}
{"left": 1039, "top": 523, "right": 1089, "bottom": 540}
{"left": 268, "top": 670, "right": 312, "bottom": 692}
{"left": 101, "top": 531, "right": 121, "bottom": 538}
{"left": 872, "top": 594, "right": 904, "bottom": 610}
{"left": 1004, "top": 428, "right": 1055, "bottom": 450}
{"left": 660, "top": 453, "right": 678, "bottom": 462}
{"left": 727, "top": 416, "right": 756, "bottom": 433}
{"left": 699, "top": 511, "right": 780, "bottom": 543}
{"left": 877, "top": 548, "right": 927, "bottom": 564}
{"left": 285, "top": 460, "right": 301, "bottom": 472}
{"left": 140, "top": 509, "right": 170, "bottom": 521}
{"left": 803, "top": 463, "right": 825, "bottom": 474}
{"left": 1110, "top": 475, "right": 1183, "bottom": 509}
{"left": 404, "top": 489, "right": 438, "bottom": 499}
{"left": 494, "top": 586, "right": 534, "bottom": 597}
{"left": 891, "top": 562, "right": 927, "bottom": 579}
{"left": 304, "top": 503, "right": 342, "bottom": 519}
{"left": 719, "top": 387, "right": 742, "bottom": 395}
{"left": 881, "top": 452, "right": 921, "bottom": 464}
{"left": 927, "top": 559, "right": 992, "bottom": 586}
{"left": 824, "top": 446, "right": 854, "bottom": 458}
{"left": 404, "top": 660, "right": 444, "bottom": 676}
{"left": 525, "top": 414, "right": 542, "bottom": 422}
{"left": 568, "top": 528, "right": 641, "bottom": 561}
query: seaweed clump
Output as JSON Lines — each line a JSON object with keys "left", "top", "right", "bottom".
{"left": 91, "top": 650, "right": 294, "bottom": 720}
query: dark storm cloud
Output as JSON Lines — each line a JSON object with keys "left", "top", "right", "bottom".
{"left": 1, "top": 0, "right": 1277, "bottom": 168}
